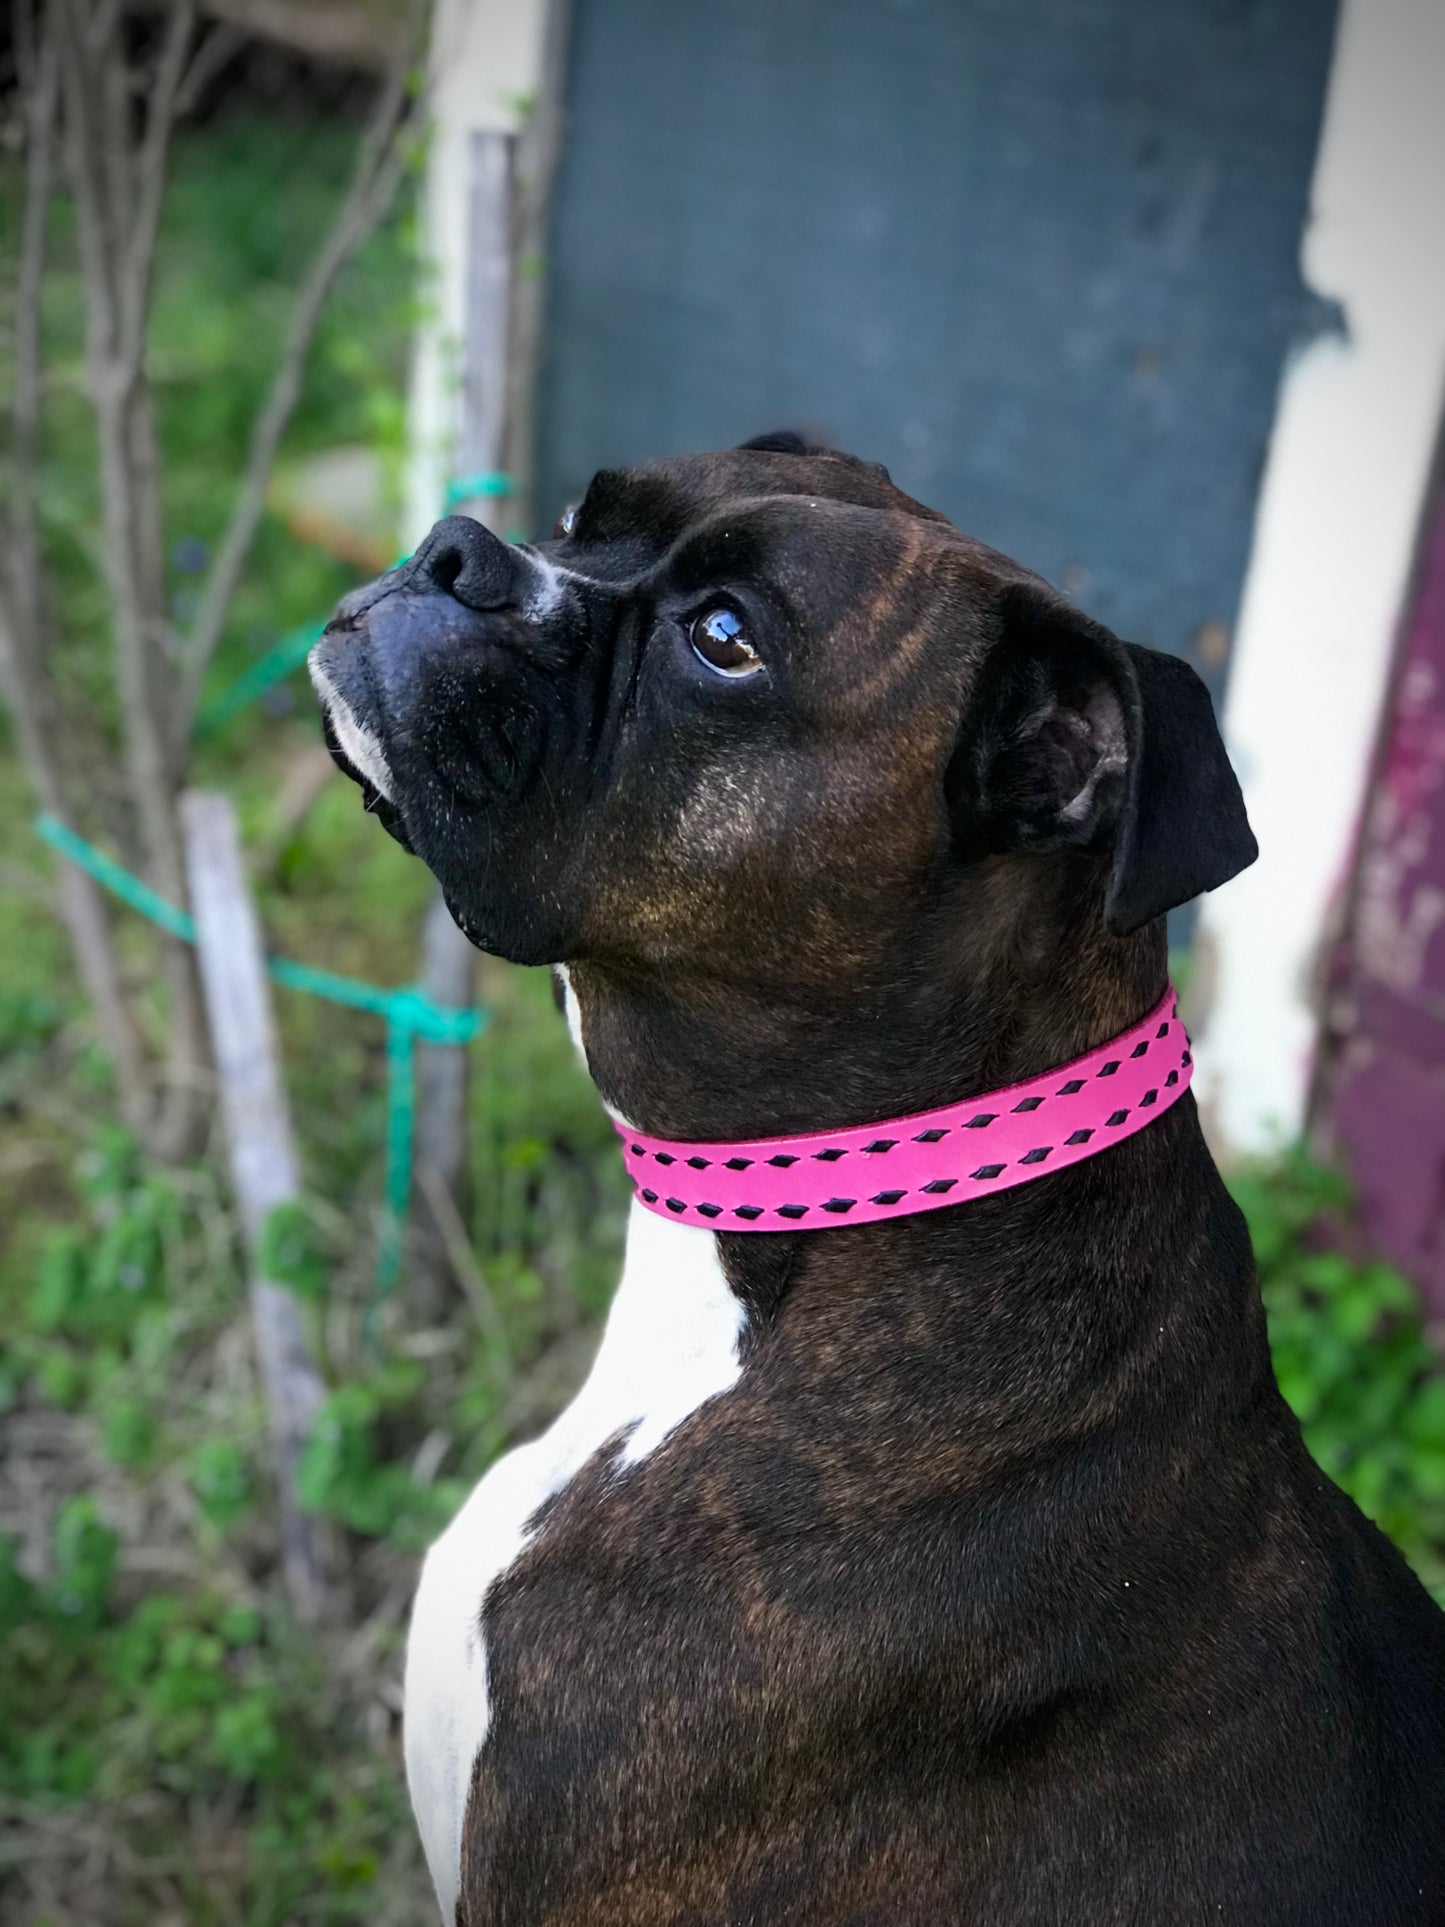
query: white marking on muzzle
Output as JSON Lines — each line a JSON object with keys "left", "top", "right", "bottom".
{"left": 309, "top": 660, "right": 396, "bottom": 802}
{"left": 522, "top": 551, "right": 595, "bottom": 620}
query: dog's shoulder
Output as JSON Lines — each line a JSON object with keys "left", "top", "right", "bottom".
{"left": 404, "top": 1205, "right": 744, "bottom": 1920}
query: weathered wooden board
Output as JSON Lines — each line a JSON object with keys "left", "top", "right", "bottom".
{"left": 181, "top": 789, "right": 337, "bottom": 1620}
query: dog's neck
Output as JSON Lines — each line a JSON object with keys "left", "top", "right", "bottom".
{"left": 567, "top": 854, "right": 1168, "bottom": 1142}
{"left": 563, "top": 856, "right": 1266, "bottom": 1447}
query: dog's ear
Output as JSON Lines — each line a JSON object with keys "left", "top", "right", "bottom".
{"left": 949, "top": 582, "right": 1257, "bottom": 934}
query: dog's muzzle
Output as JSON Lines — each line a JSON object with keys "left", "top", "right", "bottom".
{"left": 308, "top": 516, "right": 562, "bottom": 836}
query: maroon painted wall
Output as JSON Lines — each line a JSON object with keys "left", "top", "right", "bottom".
{"left": 1317, "top": 465, "right": 1445, "bottom": 1326}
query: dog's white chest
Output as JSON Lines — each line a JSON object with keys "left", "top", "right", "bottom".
{"left": 402, "top": 1202, "right": 744, "bottom": 1923}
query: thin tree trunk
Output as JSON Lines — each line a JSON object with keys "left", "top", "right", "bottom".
{"left": 2, "top": 12, "right": 152, "bottom": 1130}
{"left": 0, "top": 593, "right": 151, "bottom": 1127}
{"left": 56, "top": 0, "right": 209, "bottom": 1159}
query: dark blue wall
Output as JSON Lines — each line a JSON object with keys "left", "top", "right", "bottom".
{"left": 538, "top": 0, "right": 1338, "bottom": 679}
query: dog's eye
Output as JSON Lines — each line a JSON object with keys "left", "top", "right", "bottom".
{"left": 554, "top": 505, "right": 578, "bottom": 538}
{"left": 689, "top": 606, "right": 762, "bottom": 678}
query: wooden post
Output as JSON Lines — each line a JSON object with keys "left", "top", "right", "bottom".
{"left": 181, "top": 790, "right": 337, "bottom": 1623}
{"left": 410, "top": 126, "right": 517, "bottom": 1321}
{"left": 459, "top": 128, "right": 513, "bottom": 506}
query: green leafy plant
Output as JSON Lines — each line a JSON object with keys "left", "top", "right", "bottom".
{"left": 1234, "top": 1149, "right": 1445, "bottom": 1594}
{"left": 260, "top": 1198, "right": 332, "bottom": 1302}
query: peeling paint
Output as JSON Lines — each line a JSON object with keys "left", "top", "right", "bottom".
{"left": 1319, "top": 484, "right": 1445, "bottom": 1319}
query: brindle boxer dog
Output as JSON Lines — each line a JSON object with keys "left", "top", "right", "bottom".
{"left": 311, "top": 434, "right": 1445, "bottom": 1927}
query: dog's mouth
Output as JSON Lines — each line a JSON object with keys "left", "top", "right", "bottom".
{"left": 309, "top": 649, "right": 414, "bottom": 852}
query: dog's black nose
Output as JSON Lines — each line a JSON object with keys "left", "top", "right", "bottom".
{"left": 412, "top": 515, "right": 523, "bottom": 613}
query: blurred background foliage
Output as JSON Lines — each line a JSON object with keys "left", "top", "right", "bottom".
{"left": 0, "top": 49, "right": 622, "bottom": 1922}
{"left": 1, "top": 21, "right": 1444, "bottom": 1927}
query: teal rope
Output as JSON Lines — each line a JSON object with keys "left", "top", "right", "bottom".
{"left": 36, "top": 812, "right": 198, "bottom": 943}
{"left": 442, "top": 470, "right": 513, "bottom": 507}
{"left": 198, "top": 621, "right": 324, "bottom": 736}
{"left": 35, "top": 813, "right": 485, "bottom": 1297}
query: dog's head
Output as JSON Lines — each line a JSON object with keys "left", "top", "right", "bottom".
{"left": 309, "top": 434, "right": 1255, "bottom": 997}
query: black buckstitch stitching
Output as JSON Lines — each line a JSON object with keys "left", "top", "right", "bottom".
{"left": 639, "top": 1020, "right": 1184, "bottom": 1227}
{"left": 813, "top": 1147, "right": 846, "bottom": 1161}
{"left": 1157, "top": 1023, "right": 1169, "bottom": 1039}
{"left": 1131, "top": 1041, "right": 1149, "bottom": 1058}
{"left": 768, "top": 1154, "right": 799, "bottom": 1168}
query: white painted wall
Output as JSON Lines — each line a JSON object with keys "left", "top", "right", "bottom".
{"left": 404, "top": 0, "right": 552, "bottom": 549}
{"left": 1193, "top": 0, "right": 1445, "bottom": 1155}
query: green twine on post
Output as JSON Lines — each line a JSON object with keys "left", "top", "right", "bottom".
{"left": 442, "top": 470, "right": 513, "bottom": 508}
{"left": 34, "top": 813, "right": 485, "bottom": 1303}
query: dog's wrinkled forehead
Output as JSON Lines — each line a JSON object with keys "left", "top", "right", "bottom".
{"left": 554, "top": 435, "right": 950, "bottom": 577}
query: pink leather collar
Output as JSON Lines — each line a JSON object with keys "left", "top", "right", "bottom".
{"left": 618, "top": 988, "right": 1190, "bottom": 1232}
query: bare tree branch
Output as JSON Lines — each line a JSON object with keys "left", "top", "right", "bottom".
{"left": 12, "top": 0, "right": 40, "bottom": 94}
{"left": 173, "top": 17, "right": 245, "bottom": 119}
{"left": 1, "top": 15, "right": 153, "bottom": 1123}
{"left": 137, "top": 0, "right": 407, "bottom": 72}
{"left": 173, "top": 1, "right": 428, "bottom": 743}
{"left": 6, "top": 18, "right": 58, "bottom": 637}
{"left": 57, "top": 0, "right": 177, "bottom": 861}
{"left": 121, "top": 0, "right": 196, "bottom": 368}
{"left": 85, "top": 0, "right": 124, "bottom": 55}
{"left": 56, "top": 0, "right": 210, "bottom": 1158}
